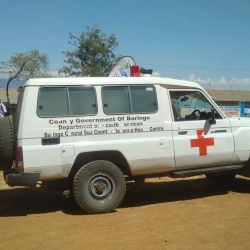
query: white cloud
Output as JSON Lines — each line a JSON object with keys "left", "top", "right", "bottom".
{"left": 186, "top": 73, "right": 250, "bottom": 89}
{"left": 231, "top": 77, "right": 250, "bottom": 85}
{"left": 217, "top": 76, "right": 227, "bottom": 84}
{"left": 188, "top": 73, "right": 213, "bottom": 85}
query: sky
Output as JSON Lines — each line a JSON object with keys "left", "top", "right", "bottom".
{"left": 0, "top": 0, "right": 250, "bottom": 89}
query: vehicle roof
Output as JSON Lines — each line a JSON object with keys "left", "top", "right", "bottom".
{"left": 24, "top": 77, "right": 201, "bottom": 89}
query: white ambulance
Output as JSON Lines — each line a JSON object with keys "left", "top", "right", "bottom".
{"left": 0, "top": 77, "right": 249, "bottom": 213}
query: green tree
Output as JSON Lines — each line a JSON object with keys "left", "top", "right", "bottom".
{"left": 0, "top": 50, "right": 49, "bottom": 104}
{"left": 0, "top": 50, "right": 49, "bottom": 80}
{"left": 60, "top": 26, "right": 119, "bottom": 76}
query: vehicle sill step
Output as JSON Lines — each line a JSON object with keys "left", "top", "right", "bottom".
{"left": 172, "top": 164, "right": 244, "bottom": 177}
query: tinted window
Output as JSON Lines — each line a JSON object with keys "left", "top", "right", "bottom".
{"left": 38, "top": 87, "right": 69, "bottom": 117}
{"left": 37, "top": 86, "right": 97, "bottom": 117}
{"left": 102, "top": 86, "right": 131, "bottom": 114}
{"left": 68, "top": 87, "right": 97, "bottom": 115}
{"left": 130, "top": 86, "right": 157, "bottom": 113}
{"left": 102, "top": 85, "right": 158, "bottom": 114}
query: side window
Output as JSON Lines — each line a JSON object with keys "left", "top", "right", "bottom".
{"left": 169, "top": 90, "right": 222, "bottom": 121}
{"left": 102, "top": 86, "right": 131, "bottom": 114}
{"left": 38, "top": 87, "right": 69, "bottom": 117}
{"left": 68, "top": 87, "right": 97, "bottom": 115}
{"left": 102, "top": 85, "right": 158, "bottom": 115}
{"left": 130, "top": 86, "right": 157, "bottom": 113}
{"left": 37, "top": 86, "right": 97, "bottom": 117}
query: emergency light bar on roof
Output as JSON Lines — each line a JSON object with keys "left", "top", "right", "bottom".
{"left": 130, "top": 65, "right": 141, "bottom": 77}
{"left": 130, "top": 65, "right": 153, "bottom": 77}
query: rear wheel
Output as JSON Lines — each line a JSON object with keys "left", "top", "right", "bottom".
{"left": 0, "top": 117, "right": 14, "bottom": 171}
{"left": 73, "top": 160, "right": 126, "bottom": 214}
{"left": 206, "top": 172, "right": 236, "bottom": 184}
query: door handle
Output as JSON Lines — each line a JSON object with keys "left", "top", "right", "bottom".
{"left": 178, "top": 130, "right": 188, "bottom": 135}
{"left": 210, "top": 129, "right": 227, "bottom": 133}
{"left": 42, "top": 137, "right": 60, "bottom": 145}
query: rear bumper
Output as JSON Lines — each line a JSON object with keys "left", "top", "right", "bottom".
{"left": 4, "top": 171, "right": 40, "bottom": 187}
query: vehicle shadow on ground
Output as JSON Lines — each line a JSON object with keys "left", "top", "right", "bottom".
{"left": 123, "top": 176, "right": 250, "bottom": 208}
{"left": 0, "top": 176, "right": 249, "bottom": 217}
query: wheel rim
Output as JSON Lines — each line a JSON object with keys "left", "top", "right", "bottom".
{"left": 88, "top": 173, "right": 115, "bottom": 201}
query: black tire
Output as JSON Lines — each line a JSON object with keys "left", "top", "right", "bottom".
{"left": 72, "top": 160, "right": 126, "bottom": 214}
{"left": 206, "top": 172, "right": 236, "bottom": 184}
{"left": 0, "top": 117, "right": 14, "bottom": 171}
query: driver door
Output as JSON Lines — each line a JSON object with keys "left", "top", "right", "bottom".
{"left": 169, "top": 89, "right": 234, "bottom": 169}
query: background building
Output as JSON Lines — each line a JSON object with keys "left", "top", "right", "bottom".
{"left": 207, "top": 89, "right": 250, "bottom": 117}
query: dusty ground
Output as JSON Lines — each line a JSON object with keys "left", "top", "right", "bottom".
{"left": 0, "top": 172, "right": 249, "bottom": 250}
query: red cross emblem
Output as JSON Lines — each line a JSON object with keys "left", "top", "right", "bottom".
{"left": 190, "top": 130, "right": 214, "bottom": 156}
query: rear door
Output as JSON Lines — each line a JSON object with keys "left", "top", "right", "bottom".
{"left": 20, "top": 85, "right": 98, "bottom": 178}
{"left": 169, "top": 89, "right": 234, "bottom": 169}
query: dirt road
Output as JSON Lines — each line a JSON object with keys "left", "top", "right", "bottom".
{"left": 0, "top": 173, "right": 249, "bottom": 250}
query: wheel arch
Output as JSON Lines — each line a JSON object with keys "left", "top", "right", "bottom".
{"left": 69, "top": 150, "right": 131, "bottom": 180}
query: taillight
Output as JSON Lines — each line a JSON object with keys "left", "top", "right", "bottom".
{"left": 16, "top": 146, "right": 24, "bottom": 172}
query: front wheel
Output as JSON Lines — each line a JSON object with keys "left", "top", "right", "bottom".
{"left": 72, "top": 160, "right": 126, "bottom": 214}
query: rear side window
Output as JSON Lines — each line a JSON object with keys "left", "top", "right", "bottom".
{"left": 130, "top": 86, "right": 157, "bottom": 113}
{"left": 102, "top": 86, "right": 131, "bottom": 114}
{"left": 37, "top": 86, "right": 97, "bottom": 117}
{"left": 68, "top": 87, "right": 97, "bottom": 116}
{"left": 102, "top": 85, "right": 158, "bottom": 115}
{"left": 38, "top": 87, "right": 69, "bottom": 117}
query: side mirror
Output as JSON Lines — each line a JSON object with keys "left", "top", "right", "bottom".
{"left": 208, "top": 108, "right": 216, "bottom": 125}
{"left": 208, "top": 118, "right": 216, "bottom": 125}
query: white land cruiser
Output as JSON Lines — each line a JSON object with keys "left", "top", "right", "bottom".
{"left": 0, "top": 77, "right": 250, "bottom": 213}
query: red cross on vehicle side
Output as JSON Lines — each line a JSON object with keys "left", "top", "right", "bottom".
{"left": 190, "top": 130, "right": 215, "bottom": 156}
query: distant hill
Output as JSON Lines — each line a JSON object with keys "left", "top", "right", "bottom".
{"left": 0, "top": 78, "right": 25, "bottom": 88}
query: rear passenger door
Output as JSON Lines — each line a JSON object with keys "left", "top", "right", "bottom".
{"left": 169, "top": 89, "right": 234, "bottom": 169}
{"left": 100, "top": 85, "right": 176, "bottom": 174}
